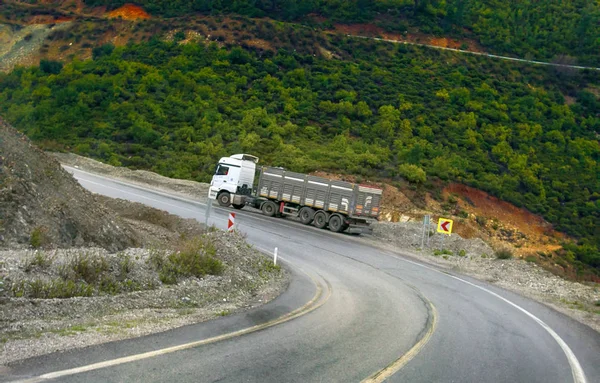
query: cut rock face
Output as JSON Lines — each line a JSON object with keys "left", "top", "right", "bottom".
{"left": 0, "top": 117, "right": 139, "bottom": 251}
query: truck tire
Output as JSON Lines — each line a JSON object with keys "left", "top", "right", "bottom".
{"left": 299, "top": 207, "right": 315, "bottom": 225}
{"left": 262, "top": 201, "right": 277, "bottom": 217}
{"left": 232, "top": 204, "right": 245, "bottom": 210}
{"left": 328, "top": 214, "right": 344, "bottom": 233}
{"left": 217, "top": 191, "right": 231, "bottom": 207}
{"left": 313, "top": 211, "right": 328, "bottom": 229}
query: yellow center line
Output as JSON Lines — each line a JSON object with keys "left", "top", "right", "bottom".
{"left": 361, "top": 297, "right": 438, "bottom": 383}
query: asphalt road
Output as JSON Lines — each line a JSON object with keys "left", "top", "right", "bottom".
{"left": 6, "top": 168, "right": 600, "bottom": 383}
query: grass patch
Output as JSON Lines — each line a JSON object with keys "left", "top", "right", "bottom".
{"left": 12, "top": 279, "right": 94, "bottom": 299}
{"left": 151, "top": 237, "right": 224, "bottom": 285}
{"left": 24, "top": 252, "right": 53, "bottom": 271}
{"left": 51, "top": 324, "right": 88, "bottom": 337}
{"left": 458, "top": 249, "right": 467, "bottom": 257}
{"left": 433, "top": 249, "right": 453, "bottom": 256}
{"left": 495, "top": 248, "right": 513, "bottom": 260}
{"left": 62, "top": 252, "right": 110, "bottom": 284}
{"left": 525, "top": 256, "right": 537, "bottom": 263}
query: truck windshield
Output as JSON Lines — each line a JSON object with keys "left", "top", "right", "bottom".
{"left": 215, "top": 165, "right": 229, "bottom": 176}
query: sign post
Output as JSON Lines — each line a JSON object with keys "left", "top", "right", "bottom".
{"left": 421, "top": 215, "right": 430, "bottom": 249}
{"left": 228, "top": 212, "right": 236, "bottom": 232}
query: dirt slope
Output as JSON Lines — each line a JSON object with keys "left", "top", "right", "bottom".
{"left": 0, "top": 117, "right": 139, "bottom": 251}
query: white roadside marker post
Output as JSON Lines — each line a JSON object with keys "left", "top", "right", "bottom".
{"left": 274, "top": 247, "right": 278, "bottom": 265}
{"left": 205, "top": 198, "right": 213, "bottom": 228}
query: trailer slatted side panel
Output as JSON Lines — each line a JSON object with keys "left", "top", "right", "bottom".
{"left": 282, "top": 171, "right": 305, "bottom": 203}
{"left": 305, "top": 176, "right": 329, "bottom": 209}
{"left": 328, "top": 180, "right": 354, "bottom": 214}
{"left": 259, "top": 168, "right": 285, "bottom": 199}
{"left": 354, "top": 185, "right": 383, "bottom": 217}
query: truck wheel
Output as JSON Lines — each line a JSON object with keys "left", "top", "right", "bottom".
{"left": 328, "top": 214, "right": 344, "bottom": 233}
{"left": 217, "top": 191, "right": 231, "bottom": 207}
{"left": 313, "top": 211, "right": 328, "bottom": 229}
{"left": 299, "top": 207, "right": 315, "bottom": 225}
{"left": 232, "top": 204, "right": 245, "bottom": 210}
{"left": 262, "top": 201, "right": 277, "bottom": 217}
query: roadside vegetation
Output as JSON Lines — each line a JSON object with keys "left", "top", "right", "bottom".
{"left": 1, "top": 34, "right": 598, "bottom": 273}
{"left": 82, "top": 0, "right": 600, "bottom": 65}
{"left": 8, "top": 236, "right": 225, "bottom": 299}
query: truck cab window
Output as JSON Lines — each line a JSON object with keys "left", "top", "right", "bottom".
{"left": 215, "top": 165, "right": 229, "bottom": 176}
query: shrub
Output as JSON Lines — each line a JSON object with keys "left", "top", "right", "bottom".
{"left": 475, "top": 216, "right": 487, "bottom": 226}
{"left": 398, "top": 164, "right": 426, "bottom": 184}
{"left": 174, "top": 31, "right": 185, "bottom": 42}
{"left": 151, "top": 237, "right": 224, "bottom": 284}
{"left": 67, "top": 252, "right": 110, "bottom": 284}
{"left": 458, "top": 249, "right": 466, "bottom": 257}
{"left": 525, "top": 256, "right": 537, "bottom": 263}
{"left": 495, "top": 248, "right": 513, "bottom": 260}
{"left": 30, "top": 227, "right": 50, "bottom": 248}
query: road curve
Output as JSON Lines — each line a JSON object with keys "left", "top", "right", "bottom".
{"left": 6, "top": 167, "right": 600, "bottom": 383}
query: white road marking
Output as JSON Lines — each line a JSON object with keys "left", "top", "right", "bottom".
{"left": 394, "top": 256, "right": 587, "bottom": 383}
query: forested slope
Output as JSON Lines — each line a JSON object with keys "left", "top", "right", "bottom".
{"left": 1, "top": 36, "right": 599, "bottom": 269}
{"left": 82, "top": 0, "right": 600, "bottom": 65}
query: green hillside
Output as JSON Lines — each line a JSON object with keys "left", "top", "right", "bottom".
{"left": 83, "top": 0, "right": 600, "bottom": 65}
{"left": 1, "top": 36, "right": 599, "bottom": 270}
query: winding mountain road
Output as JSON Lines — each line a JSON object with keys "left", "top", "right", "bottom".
{"left": 5, "top": 167, "right": 600, "bottom": 383}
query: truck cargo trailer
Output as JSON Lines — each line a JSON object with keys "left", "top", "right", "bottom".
{"left": 208, "top": 154, "right": 382, "bottom": 233}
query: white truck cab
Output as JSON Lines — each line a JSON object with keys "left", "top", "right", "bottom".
{"left": 208, "top": 154, "right": 259, "bottom": 207}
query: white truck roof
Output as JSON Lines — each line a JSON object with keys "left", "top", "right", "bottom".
{"left": 230, "top": 154, "right": 259, "bottom": 163}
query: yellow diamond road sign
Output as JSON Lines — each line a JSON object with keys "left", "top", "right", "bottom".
{"left": 437, "top": 218, "right": 453, "bottom": 235}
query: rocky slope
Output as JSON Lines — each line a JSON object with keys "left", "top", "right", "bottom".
{"left": 0, "top": 117, "right": 139, "bottom": 251}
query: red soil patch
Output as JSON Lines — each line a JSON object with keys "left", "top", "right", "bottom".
{"left": 446, "top": 183, "right": 563, "bottom": 241}
{"left": 108, "top": 4, "right": 150, "bottom": 20}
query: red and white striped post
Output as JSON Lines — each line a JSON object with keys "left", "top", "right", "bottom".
{"left": 228, "top": 212, "right": 236, "bottom": 232}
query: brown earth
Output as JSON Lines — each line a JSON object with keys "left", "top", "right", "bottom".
{"left": 108, "top": 4, "right": 151, "bottom": 21}
{"left": 447, "top": 184, "right": 560, "bottom": 240}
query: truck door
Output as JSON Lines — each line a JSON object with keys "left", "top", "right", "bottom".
{"left": 211, "top": 164, "right": 230, "bottom": 191}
